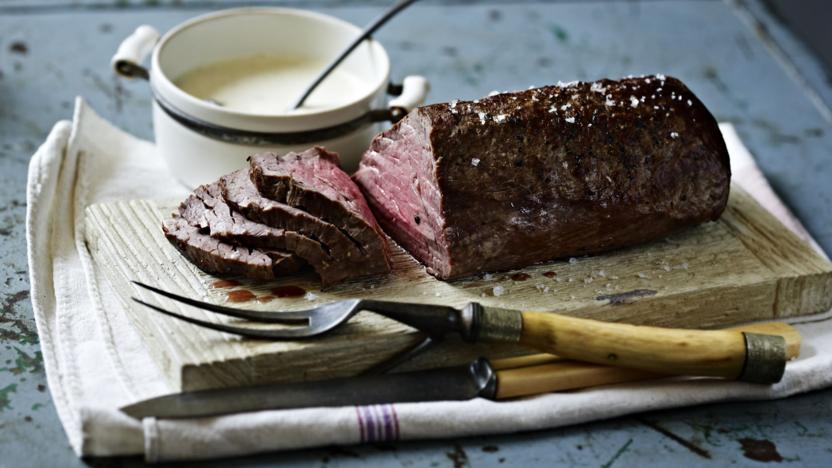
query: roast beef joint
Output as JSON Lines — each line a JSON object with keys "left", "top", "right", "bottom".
{"left": 354, "top": 75, "right": 730, "bottom": 279}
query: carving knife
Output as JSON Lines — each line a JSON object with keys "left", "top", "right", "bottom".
{"left": 121, "top": 322, "right": 799, "bottom": 419}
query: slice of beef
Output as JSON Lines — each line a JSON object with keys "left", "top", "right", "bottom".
{"left": 180, "top": 182, "right": 356, "bottom": 287}
{"left": 221, "top": 169, "right": 390, "bottom": 277}
{"left": 354, "top": 75, "right": 731, "bottom": 279}
{"left": 162, "top": 216, "right": 302, "bottom": 280}
{"left": 248, "top": 148, "right": 390, "bottom": 268}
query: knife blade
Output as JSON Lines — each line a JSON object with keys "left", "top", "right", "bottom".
{"left": 122, "top": 358, "right": 496, "bottom": 419}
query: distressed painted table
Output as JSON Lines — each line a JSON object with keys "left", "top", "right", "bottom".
{"left": 2, "top": 0, "right": 832, "bottom": 466}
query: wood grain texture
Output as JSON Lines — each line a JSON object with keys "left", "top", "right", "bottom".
{"left": 83, "top": 184, "right": 832, "bottom": 391}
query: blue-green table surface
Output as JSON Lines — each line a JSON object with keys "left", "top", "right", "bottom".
{"left": 1, "top": 1, "right": 831, "bottom": 466}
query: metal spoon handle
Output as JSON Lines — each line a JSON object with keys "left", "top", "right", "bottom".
{"left": 289, "top": 0, "right": 420, "bottom": 111}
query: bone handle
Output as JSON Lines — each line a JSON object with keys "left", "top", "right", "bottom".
{"left": 490, "top": 321, "right": 801, "bottom": 370}
{"left": 477, "top": 306, "right": 795, "bottom": 384}
{"left": 492, "top": 321, "right": 801, "bottom": 398}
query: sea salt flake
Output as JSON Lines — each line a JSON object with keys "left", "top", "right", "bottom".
{"left": 471, "top": 158, "right": 481, "bottom": 167}
{"left": 495, "top": 114, "right": 507, "bottom": 123}
{"left": 548, "top": 105, "right": 557, "bottom": 114}
{"left": 670, "top": 131, "right": 680, "bottom": 139}
{"left": 492, "top": 285, "right": 506, "bottom": 296}
{"left": 478, "top": 112, "right": 488, "bottom": 124}
{"left": 629, "top": 96, "right": 639, "bottom": 108}
{"left": 449, "top": 99, "right": 458, "bottom": 109}
{"left": 605, "top": 97, "right": 616, "bottom": 107}
{"left": 637, "top": 272, "right": 649, "bottom": 279}
{"left": 662, "top": 264, "right": 672, "bottom": 272}
{"left": 488, "top": 90, "right": 500, "bottom": 96}
{"left": 565, "top": 116, "right": 575, "bottom": 123}
{"left": 590, "top": 82, "right": 607, "bottom": 94}
{"left": 304, "top": 292, "right": 319, "bottom": 301}
{"left": 656, "top": 73, "right": 666, "bottom": 81}
{"left": 560, "top": 103, "right": 572, "bottom": 111}
{"left": 687, "top": 99, "right": 693, "bottom": 106}
{"left": 483, "top": 273, "right": 493, "bottom": 281}
{"left": 569, "top": 257, "right": 578, "bottom": 264}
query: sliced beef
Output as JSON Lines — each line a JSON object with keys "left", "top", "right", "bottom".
{"left": 249, "top": 148, "right": 390, "bottom": 268}
{"left": 354, "top": 75, "right": 731, "bottom": 279}
{"left": 221, "top": 169, "right": 390, "bottom": 277}
{"left": 162, "top": 216, "right": 302, "bottom": 280}
{"left": 180, "top": 182, "right": 355, "bottom": 287}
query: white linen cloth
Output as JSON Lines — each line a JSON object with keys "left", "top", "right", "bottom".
{"left": 26, "top": 99, "right": 832, "bottom": 462}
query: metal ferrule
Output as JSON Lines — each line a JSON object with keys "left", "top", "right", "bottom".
{"left": 739, "top": 332, "right": 787, "bottom": 384}
{"left": 463, "top": 303, "right": 523, "bottom": 343}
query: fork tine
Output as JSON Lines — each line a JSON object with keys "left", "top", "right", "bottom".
{"left": 131, "top": 298, "right": 319, "bottom": 339}
{"left": 131, "top": 281, "right": 311, "bottom": 323}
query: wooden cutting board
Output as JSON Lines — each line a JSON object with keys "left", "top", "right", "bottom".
{"left": 84, "top": 185, "right": 832, "bottom": 391}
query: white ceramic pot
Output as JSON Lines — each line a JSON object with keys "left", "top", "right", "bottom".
{"left": 112, "top": 7, "right": 429, "bottom": 188}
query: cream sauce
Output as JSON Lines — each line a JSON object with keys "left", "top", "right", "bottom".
{"left": 174, "top": 54, "right": 369, "bottom": 114}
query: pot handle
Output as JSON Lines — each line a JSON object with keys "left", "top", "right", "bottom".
{"left": 111, "top": 25, "right": 160, "bottom": 80}
{"left": 389, "top": 75, "right": 429, "bottom": 112}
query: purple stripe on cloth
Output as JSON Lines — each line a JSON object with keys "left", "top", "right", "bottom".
{"left": 364, "top": 406, "right": 377, "bottom": 442}
{"left": 355, "top": 405, "right": 400, "bottom": 443}
{"left": 380, "top": 405, "right": 396, "bottom": 441}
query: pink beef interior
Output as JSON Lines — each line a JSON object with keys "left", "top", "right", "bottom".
{"left": 353, "top": 113, "right": 452, "bottom": 278}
